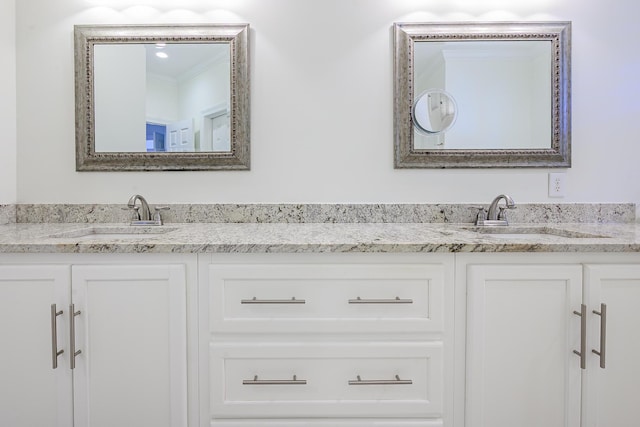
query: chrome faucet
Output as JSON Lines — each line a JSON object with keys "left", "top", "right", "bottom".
{"left": 125, "top": 194, "right": 169, "bottom": 225}
{"left": 127, "top": 194, "right": 151, "bottom": 221}
{"left": 475, "top": 194, "right": 516, "bottom": 226}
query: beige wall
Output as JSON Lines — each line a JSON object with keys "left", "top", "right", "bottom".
{"left": 14, "top": 0, "right": 640, "bottom": 204}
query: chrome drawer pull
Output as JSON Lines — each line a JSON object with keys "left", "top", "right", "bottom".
{"left": 241, "top": 297, "right": 306, "bottom": 304}
{"left": 243, "top": 375, "right": 307, "bottom": 385}
{"left": 50, "top": 304, "right": 64, "bottom": 369}
{"left": 592, "top": 303, "right": 607, "bottom": 369}
{"left": 573, "top": 304, "right": 587, "bottom": 369}
{"left": 69, "top": 304, "right": 82, "bottom": 370}
{"left": 348, "top": 296, "right": 413, "bottom": 304}
{"left": 348, "top": 375, "right": 413, "bottom": 385}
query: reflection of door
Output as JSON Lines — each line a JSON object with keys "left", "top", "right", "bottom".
{"left": 146, "top": 123, "right": 166, "bottom": 152}
{"left": 166, "top": 119, "right": 194, "bottom": 152}
{"left": 201, "top": 105, "right": 230, "bottom": 152}
{"left": 153, "top": 132, "right": 165, "bottom": 152}
{"left": 211, "top": 113, "right": 230, "bottom": 152}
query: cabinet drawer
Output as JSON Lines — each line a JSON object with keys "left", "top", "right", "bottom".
{"left": 210, "top": 342, "right": 443, "bottom": 418}
{"left": 209, "top": 264, "right": 445, "bottom": 333}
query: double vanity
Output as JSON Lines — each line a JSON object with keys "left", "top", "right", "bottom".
{"left": 3, "top": 5, "right": 629, "bottom": 427}
{"left": 1, "top": 202, "right": 640, "bottom": 427}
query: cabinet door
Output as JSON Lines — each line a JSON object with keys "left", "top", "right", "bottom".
{"left": 71, "top": 265, "right": 187, "bottom": 427}
{"left": 465, "top": 264, "right": 582, "bottom": 427}
{"left": 0, "top": 265, "right": 73, "bottom": 427}
{"left": 583, "top": 264, "right": 640, "bottom": 427}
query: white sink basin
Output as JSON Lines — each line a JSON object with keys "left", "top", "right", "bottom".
{"left": 465, "top": 226, "right": 610, "bottom": 239}
{"left": 46, "top": 226, "right": 176, "bottom": 241}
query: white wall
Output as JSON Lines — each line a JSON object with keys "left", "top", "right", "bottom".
{"left": 1, "top": 0, "right": 16, "bottom": 204}
{"left": 15, "top": 0, "right": 640, "bottom": 204}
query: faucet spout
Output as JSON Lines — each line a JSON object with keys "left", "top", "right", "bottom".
{"left": 127, "top": 194, "right": 151, "bottom": 221}
{"left": 475, "top": 194, "right": 516, "bottom": 226}
{"left": 487, "top": 194, "right": 516, "bottom": 221}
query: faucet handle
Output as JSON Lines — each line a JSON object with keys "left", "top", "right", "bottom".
{"left": 497, "top": 207, "right": 509, "bottom": 224}
{"left": 153, "top": 206, "right": 170, "bottom": 225}
{"left": 121, "top": 205, "right": 140, "bottom": 221}
{"left": 475, "top": 208, "right": 487, "bottom": 226}
{"left": 498, "top": 207, "right": 505, "bottom": 219}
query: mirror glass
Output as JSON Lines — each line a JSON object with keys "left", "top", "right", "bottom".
{"left": 394, "top": 22, "right": 571, "bottom": 168}
{"left": 75, "top": 24, "right": 249, "bottom": 171}
{"left": 94, "top": 43, "right": 230, "bottom": 153}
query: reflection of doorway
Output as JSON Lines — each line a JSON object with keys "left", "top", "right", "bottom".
{"left": 201, "top": 106, "right": 230, "bottom": 152}
{"left": 166, "top": 119, "right": 195, "bottom": 152}
{"left": 146, "top": 122, "right": 166, "bottom": 152}
{"left": 211, "top": 114, "right": 231, "bottom": 152}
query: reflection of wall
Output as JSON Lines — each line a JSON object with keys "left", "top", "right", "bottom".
{"left": 415, "top": 52, "right": 445, "bottom": 94}
{"left": 531, "top": 54, "right": 552, "bottom": 150}
{"left": 145, "top": 59, "right": 229, "bottom": 151}
{"left": 146, "top": 74, "right": 179, "bottom": 124}
{"left": 414, "top": 52, "right": 446, "bottom": 149}
{"left": 416, "top": 49, "right": 551, "bottom": 150}
{"left": 94, "top": 45, "right": 146, "bottom": 152}
{"left": 445, "top": 53, "right": 540, "bottom": 149}
{"left": 178, "top": 60, "right": 230, "bottom": 151}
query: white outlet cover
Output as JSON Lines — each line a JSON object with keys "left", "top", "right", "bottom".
{"left": 548, "top": 173, "right": 566, "bottom": 197}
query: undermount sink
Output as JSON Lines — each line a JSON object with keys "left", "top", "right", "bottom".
{"left": 46, "top": 226, "right": 177, "bottom": 241}
{"left": 464, "top": 226, "right": 610, "bottom": 239}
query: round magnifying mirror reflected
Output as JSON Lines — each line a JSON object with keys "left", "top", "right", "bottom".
{"left": 412, "top": 89, "right": 458, "bottom": 135}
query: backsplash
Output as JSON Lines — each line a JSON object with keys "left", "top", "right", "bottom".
{"left": 0, "top": 205, "right": 16, "bottom": 224}
{"left": 13, "top": 203, "right": 635, "bottom": 224}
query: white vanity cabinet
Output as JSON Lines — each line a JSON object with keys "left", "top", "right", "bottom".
{"left": 0, "top": 254, "right": 195, "bottom": 427}
{"left": 199, "top": 253, "right": 455, "bottom": 427}
{"left": 582, "top": 264, "right": 640, "bottom": 427}
{"left": 463, "top": 261, "right": 583, "bottom": 427}
{"left": 0, "top": 264, "right": 72, "bottom": 427}
{"left": 459, "top": 254, "right": 640, "bottom": 427}
{"left": 5, "top": 246, "right": 640, "bottom": 427}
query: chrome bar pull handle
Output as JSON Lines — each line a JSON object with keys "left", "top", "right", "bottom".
{"left": 592, "top": 303, "right": 607, "bottom": 369}
{"left": 241, "top": 297, "right": 306, "bottom": 304}
{"left": 50, "top": 304, "right": 64, "bottom": 369}
{"left": 573, "top": 304, "right": 587, "bottom": 369}
{"left": 69, "top": 304, "right": 82, "bottom": 370}
{"left": 242, "top": 375, "right": 307, "bottom": 385}
{"left": 348, "top": 374, "right": 413, "bottom": 385}
{"left": 348, "top": 296, "right": 413, "bottom": 304}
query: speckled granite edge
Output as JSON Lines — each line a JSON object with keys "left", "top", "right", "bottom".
{"left": 15, "top": 203, "right": 636, "bottom": 224}
{"left": 0, "top": 205, "right": 16, "bottom": 224}
{"left": 3, "top": 222, "right": 640, "bottom": 254}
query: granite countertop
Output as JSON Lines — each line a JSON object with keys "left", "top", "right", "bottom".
{"left": 1, "top": 222, "right": 640, "bottom": 253}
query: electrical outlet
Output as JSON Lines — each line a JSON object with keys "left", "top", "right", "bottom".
{"left": 548, "top": 173, "right": 566, "bottom": 197}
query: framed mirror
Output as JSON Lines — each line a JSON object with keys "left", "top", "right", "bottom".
{"left": 74, "top": 24, "right": 250, "bottom": 171}
{"left": 394, "top": 22, "right": 571, "bottom": 168}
